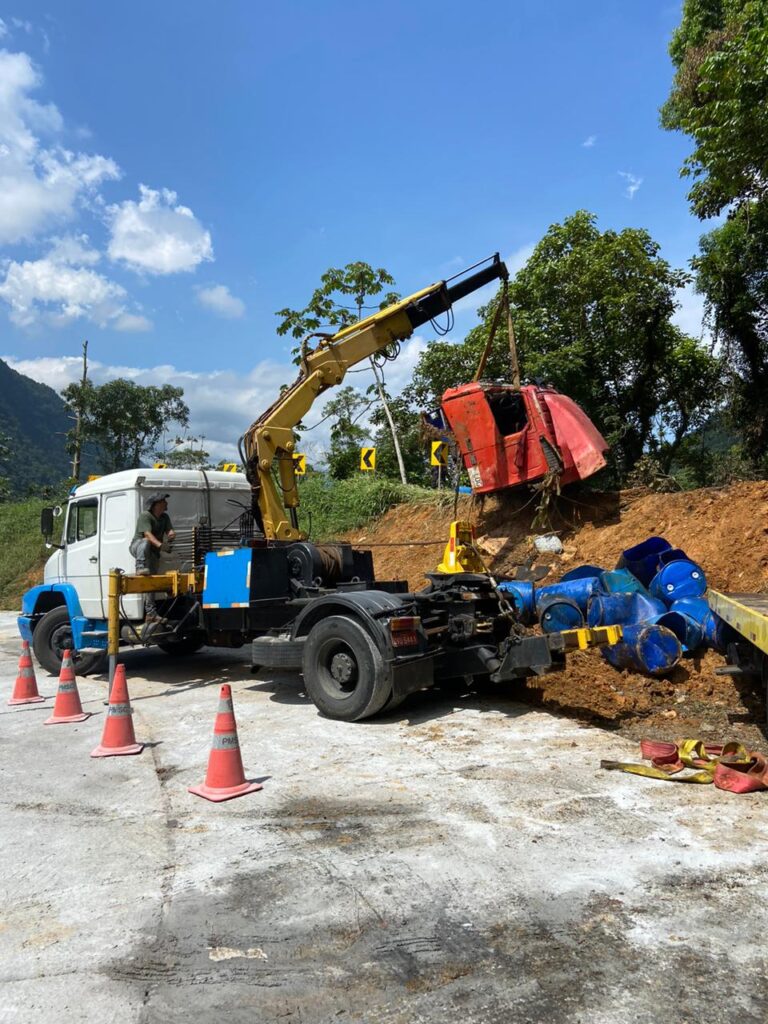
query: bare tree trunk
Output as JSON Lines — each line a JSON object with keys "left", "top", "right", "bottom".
{"left": 71, "top": 339, "right": 88, "bottom": 482}
{"left": 369, "top": 357, "right": 407, "bottom": 484}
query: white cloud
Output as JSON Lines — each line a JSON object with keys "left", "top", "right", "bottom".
{"left": 0, "top": 235, "right": 151, "bottom": 330}
{"left": 107, "top": 185, "right": 213, "bottom": 274}
{"left": 619, "top": 171, "right": 643, "bottom": 199}
{"left": 582, "top": 134, "right": 597, "bottom": 148}
{"left": 0, "top": 19, "right": 7, "bottom": 38}
{"left": 0, "top": 49, "right": 120, "bottom": 243}
{"left": 197, "top": 283, "right": 245, "bottom": 319}
{"left": 112, "top": 312, "right": 153, "bottom": 332}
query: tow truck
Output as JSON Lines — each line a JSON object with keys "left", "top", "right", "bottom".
{"left": 23, "top": 255, "right": 616, "bottom": 720}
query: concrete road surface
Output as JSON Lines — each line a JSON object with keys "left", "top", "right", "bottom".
{"left": 1, "top": 613, "right": 767, "bottom": 1024}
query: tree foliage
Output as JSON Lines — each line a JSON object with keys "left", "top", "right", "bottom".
{"left": 275, "top": 262, "right": 400, "bottom": 340}
{"left": 662, "top": 0, "right": 768, "bottom": 218}
{"left": 693, "top": 202, "right": 768, "bottom": 463}
{"left": 62, "top": 379, "right": 189, "bottom": 473}
{"left": 320, "top": 386, "right": 370, "bottom": 479}
{"left": 409, "top": 211, "right": 722, "bottom": 481}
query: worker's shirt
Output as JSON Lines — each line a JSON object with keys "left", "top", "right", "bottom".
{"left": 133, "top": 511, "right": 173, "bottom": 544}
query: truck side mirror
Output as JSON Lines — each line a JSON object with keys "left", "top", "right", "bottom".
{"left": 40, "top": 507, "right": 54, "bottom": 539}
{"left": 40, "top": 506, "right": 64, "bottom": 549}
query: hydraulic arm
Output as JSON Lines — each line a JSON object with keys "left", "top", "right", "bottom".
{"left": 241, "top": 254, "right": 508, "bottom": 541}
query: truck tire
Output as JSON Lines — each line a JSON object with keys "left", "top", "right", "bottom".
{"left": 32, "top": 606, "right": 106, "bottom": 676}
{"left": 302, "top": 615, "right": 392, "bottom": 722}
{"left": 157, "top": 636, "right": 205, "bottom": 657}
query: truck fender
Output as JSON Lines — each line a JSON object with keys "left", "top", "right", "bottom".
{"left": 18, "top": 584, "right": 84, "bottom": 642}
{"left": 292, "top": 590, "right": 405, "bottom": 655}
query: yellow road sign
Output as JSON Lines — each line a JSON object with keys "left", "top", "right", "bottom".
{"left": 360, "top": 447, "right": 376, "bottom": 471}
{"left": 221, "top": 462, "right": 240, "bottom": 473}
{"left": 293, "top": 453, "right": 306, "bottom": 475}
{"left": 430, "top": 440, "right": 449, "bottom": 467}
{"left": 153, "top": 462, "right": 167, "bottom": 469}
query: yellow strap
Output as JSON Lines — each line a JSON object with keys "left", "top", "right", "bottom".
{"left": 600, "top": 761, "right": 715, "bottom": 784}
{"left": 602, "top": 738, "right": 753, "bottom": 785}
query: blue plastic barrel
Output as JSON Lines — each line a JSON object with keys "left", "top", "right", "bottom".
{"left": 657, "top": 548, "right": 690, "bottom": 567}
{"left": 649, "top": 559, "right": 706, "bottom": 604}
{"left": 537, "top": 595, "right": 584, "bottom": 633}
{"left": 602, "top": 622, "right": 682, "bottom": 676}
{"left": 599, "top": 568, "right": 650, "bottom": 596}
{"left": 587, "top": 591, "right": 667, "bottom": 627}
{"left": 560, "top": 564, "right": 605, "bottom": 583}
{"left": 621, "top": 536, "right": 672, "bottom": 587}
{"left": 648, "top": 610, "right": 704, "bottom": 653}
{"left": 497, "top": 580, "right": 535, "bottom": 622}
{"left": 671, "top": 597, "right": 737, "bottom": 653}
{"left": 536, "top": 577, "right": 601, "bottom": 614}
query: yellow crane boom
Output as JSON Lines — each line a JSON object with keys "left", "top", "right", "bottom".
{"left": 240, "top": 254, "right": 508, "bottom": 541}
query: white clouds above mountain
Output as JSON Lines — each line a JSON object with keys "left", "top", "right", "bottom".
{"left": 2, "top": 337, "right": 429, "bottom": 464}
{"left": 107, "top": 185, "right": 213, "bottom": 275}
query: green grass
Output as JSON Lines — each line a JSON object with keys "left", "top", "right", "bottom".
{"left": 296, "top": 474, "right": 447, "bottom": 540}
{"left": 0, "top": 498, "right": 49, "bottom": 609}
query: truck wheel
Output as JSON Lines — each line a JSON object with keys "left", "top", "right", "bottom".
{"left": 157, "top": 636, "right": 205, "bottom": 657}
{"left": 302, "top": 615, "right": 392, "bottom": 721}
{"left": 32, "top": 606, "right": 106, "bottom": 676}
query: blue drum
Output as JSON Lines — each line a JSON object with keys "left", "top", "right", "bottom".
{"left": 537, "top": 595, "right": 584, "bottom": 634}
{"left": 671, "top": 597, "right": 737, "bottom": 653}
{"left": 599, "top": 568, "right": 650, "bottom": 596}
{"left": 535, "top": 577, "right": 601, "bottom": 614}
{"left": 587, "top": 591, "right": 666, "bottom": 627}
{"left": 649, "top": 559, "right": 706, "bottom": 604}
{"left": 602, "top": 622, "right": 682, "bottom": 676}
{"left": 497, "top": 579, "right": 535, "bottom": 622}
{"left": 620, "top": 536, "right": 672, "bottom": 587}
{"left": 648, "top": 610, "right": 704, "bottom": 653}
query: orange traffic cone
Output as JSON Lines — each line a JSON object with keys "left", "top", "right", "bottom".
{"left": 44, "top": 650, "right": 91, "bottom": 725}
{"left": 91, "top": 664, "right": 143, "bottom": 758}
{"left": 8, "top": 639, "right": 45, "bottom": 706}
{"left": 188, "top": 684, "right": 262, "bottom": 802}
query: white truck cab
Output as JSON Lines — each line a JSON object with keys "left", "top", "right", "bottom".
{"left": 20, "top": 468, "right": 252, "bottom": 674}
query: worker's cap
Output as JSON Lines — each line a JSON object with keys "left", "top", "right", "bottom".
{"left": 145, "top": 492, "right": 170, "bottom": 509}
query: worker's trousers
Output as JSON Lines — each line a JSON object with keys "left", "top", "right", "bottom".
{"left": 128, "top": 538, "right": 160, "bottom": 615}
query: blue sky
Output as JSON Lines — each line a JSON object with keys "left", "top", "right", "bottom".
{"left": 0, "top": 2, "right": 706, "bottom": 461}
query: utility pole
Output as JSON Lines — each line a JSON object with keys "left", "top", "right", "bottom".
{"left": 71, "top": 340, "right": 89, "bottom": 482}
{"left": 356, "top": 283, "right": 407, "bottom": 486}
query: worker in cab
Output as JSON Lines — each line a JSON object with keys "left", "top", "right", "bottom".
{"left": 129, "top": 493, "right": 176, "bottom": 621}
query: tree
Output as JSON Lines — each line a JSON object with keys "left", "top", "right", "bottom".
{"left": 693, "top": 204, "right": 768, "bottom": 464}
{"left": 62, "top": 378, "right": 189, "bottom": 473}
{"left": 275, "top": 261, "right": 409, "bottom": 483}
{"left": 661, "top": 0, "right": 768, "bottom": 218}
{"left": 0, "top": 432, "right": 10, "bottom": 501}
{"left": 154, "top": 447, "right": 211, "bottom": 470}
{"left": 320, "top": 386, "right": 370, "bottom": 479}
{"left": 370, "top": 395, "right": 430, "bottom": 485}
{"left": 662, "top": 2, "right": 768, "bottom": 470}
{"left": 407, "top": 211, "right": 722, "bottom": 481}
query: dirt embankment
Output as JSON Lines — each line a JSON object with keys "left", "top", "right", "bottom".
{"left": 347, "top": 481, "right": 768, "bottom": 743}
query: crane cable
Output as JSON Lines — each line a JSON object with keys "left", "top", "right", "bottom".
{"left": 472, "top": 278, "right": 520, "bottom": 386}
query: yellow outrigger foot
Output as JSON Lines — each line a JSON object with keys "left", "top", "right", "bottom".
{"left": 436, "top": 520, "right": 487, "bottom": 574}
